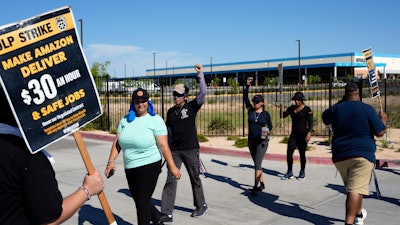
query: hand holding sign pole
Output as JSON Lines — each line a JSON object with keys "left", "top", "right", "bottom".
{"left": 73, "top": 131, "right": 117, "bottom": 224}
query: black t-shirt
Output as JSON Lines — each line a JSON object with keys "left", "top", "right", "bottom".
{"left": 0, "top": 134, "right": 63, "bottom": 225}
{"left": 166, "top": 99, "right": 202, "bottom": 151}
{"left": 282, "top": 105, "right": 313, "bottom": 137}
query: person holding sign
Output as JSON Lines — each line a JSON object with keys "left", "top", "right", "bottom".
{"left": 0, "top": 88, "right": 105, "bottom": 225}
{"left": 280, "top": 92, "right": 313, "bottom": 180}
{"left": 105, "top": 88, "right": 181, "bottom": 225}
{"left": 243, "top": 76, "right": 272, "bottom": 196}
{"left": 322, "top": 82, "right": 387, "bottom": 225}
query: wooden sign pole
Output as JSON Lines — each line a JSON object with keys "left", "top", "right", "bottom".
{"left": 73, "top": 131, "right": 117, "bottom": 225}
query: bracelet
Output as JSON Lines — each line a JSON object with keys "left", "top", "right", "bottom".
{"left": 80, "top": 186, "right": 91, "bottom": 200}
{"left": 107, "top": 160, "right": 114, "bottom": 164}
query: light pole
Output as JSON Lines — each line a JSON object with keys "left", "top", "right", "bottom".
{"left": 165, "top": 60, "right": 168, "bottom": 76}
{"left": 296, "top": 39, "right": 301, "bottom": 86}
{"left": 78, "top": 19, "right": 83, "bottom": 46}
{"left": 153, "top": 52, "right": 156, "bottom": 77}
{"left": 210, "top": 57, "right": 213, "bottom": 85}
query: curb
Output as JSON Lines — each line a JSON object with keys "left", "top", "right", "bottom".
{"left": 200, "top": 146, "right": 334, "bottom": 165}
{"left": 78, "top": 131, "right": 400, "bottom": 168}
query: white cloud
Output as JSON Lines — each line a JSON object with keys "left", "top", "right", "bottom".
{"left": 83, "top": 44, "right": 200, "bottom": 78}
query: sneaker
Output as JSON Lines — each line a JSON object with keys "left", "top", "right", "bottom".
{"left": 191, "top": 204, "right": 208, "bottom": 217}
{"left": 257, "top": 183, "right": 265, "bottom": 191}
{"left": 248, "top": 187, "right": 257, "bottom": 196}
{"left": 297, "top": 170, "right": 306, "bottom": 180}
{"left": 354, "top": 208, "right": 367, "bottom": 225}
{"left": 281, "top": 171, "right": 294, "bottom": 180}
{"left": 159, "top": 214, "right": 173, "bottom": 224}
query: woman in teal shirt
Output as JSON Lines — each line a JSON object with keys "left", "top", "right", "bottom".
{"left": 105, "top": 88, "right": 181, "bottom": 225}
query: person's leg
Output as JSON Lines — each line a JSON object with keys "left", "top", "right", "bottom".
{"left": 345, "top": 192, "right": 363, "bottom": 224}
{"left": 284, "top": 135, "right": 296, "bottom": 177}
{"left": 297, "top": 138, "right": 307, "bottom": 172}
{"left": 161, "top": 151, "right": 182, "bottom": 216}
{"left": 248, "top": 141, "right": 257, "bottom": 164}
{"left": 254, "top": 140, "right": 268, "bottom": 188}
{"left": 336, "top": 158, "right": 374, "bottom": 225}
{"left": 181, "top": 149, "right": 206, "bottom": 209}
{"left": 125, "top": 161, "right": 161, "bottom": 225}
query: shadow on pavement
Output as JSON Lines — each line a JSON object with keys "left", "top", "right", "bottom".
{"left": 205, "top": 170, "right": 343, "bottom": 225}
{"left": 247, "top": 191, "right": 343, "bottom": 225}
{"left": 78, "top": 205, "right": 132, "bottom": 225}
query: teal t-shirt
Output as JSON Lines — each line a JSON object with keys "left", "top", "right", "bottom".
{"left": 117, "top": 113, "right": 167, "bottom": 169}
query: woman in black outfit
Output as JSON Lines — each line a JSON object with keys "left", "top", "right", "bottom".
{"left": 280, "top": 92, "right": 313, "bottom": 180}
{"left": 244, "top": 77, "right": 273, "bottom": 196}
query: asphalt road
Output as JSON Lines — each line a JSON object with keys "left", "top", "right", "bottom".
{"left": 46, "top": 135, "right": 400, "bottom": 225}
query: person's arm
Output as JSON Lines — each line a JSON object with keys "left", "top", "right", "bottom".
{"left": 375, "top": 111, "right": 388, "bottom": 137}
{"left": 155, "top": 135, "right": 181, "bottom": 179}
{"left": 265, "top": 111, "right": 273, "bottom": 131}
{"left": 280, "top": 105, "right": 290, "bottom": 118}
{"left": 105, "top": 133, "right": 121, "bottom": 177}
{"left": 305, "top": 107, "right": 313, "bottom": 142}
{"left": 243, "top": 77, "right": 253, "bottom": 109}
{"left": 47, "top": 169, "right": 104, "bottom": 225}
{"left": 195, "top": 64, "right": 207, "bottom": 105}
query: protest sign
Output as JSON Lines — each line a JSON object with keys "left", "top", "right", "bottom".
{"left": 0, "top": 6, "right": 102, "bottom": 153}
{"left": 362, "top": 47, "right": 380, "bottom": 99}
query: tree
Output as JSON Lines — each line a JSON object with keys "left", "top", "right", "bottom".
{"left": 91, "top": 61, "right": 111, "bottom": 88}
{"left": 308, "top": 75, "right": 321, "bottom": 84}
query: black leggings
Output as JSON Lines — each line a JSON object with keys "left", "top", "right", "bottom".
{"left": 249, "top": 139, "right": 269, "bottom": 170}
{"left": 286, "top": 135, "right": 307, "bottom": 172}
{"left": 125, "top": 160, "right": 161, "bottom": 225}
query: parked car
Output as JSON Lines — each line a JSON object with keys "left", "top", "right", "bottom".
{"left": 332, "top": 80, "right": 346, "bottom": 87}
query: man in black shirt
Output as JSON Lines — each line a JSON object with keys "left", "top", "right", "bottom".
{"left": 160, "top": 64, "right": 208, "bottom": 223}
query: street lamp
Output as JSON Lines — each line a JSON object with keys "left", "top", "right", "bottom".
{"left": 210, "top": 57, "right": 213, "bottom": 84}
{"left": 78, "top": 19, "right": 83, "bottom": 46}
{"left": 165, "top": 60, "right": 168, "bottom": 76}
{"left": 153, "top": 52, "right": 156, "bottom": 77}
{"left": 296, "top": 39, "right": 301, "bottom": 86}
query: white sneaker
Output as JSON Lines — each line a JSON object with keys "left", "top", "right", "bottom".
{"left": 354, "top": 208, "right": 367, "bottom": 225}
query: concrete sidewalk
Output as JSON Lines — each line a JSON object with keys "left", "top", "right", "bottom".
{"left": 46, "top": 133, "right": 400, "bottom": 225}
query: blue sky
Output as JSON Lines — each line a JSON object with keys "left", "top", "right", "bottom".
{"left": 1, "top": 1, "right": 399, "bottom": 78}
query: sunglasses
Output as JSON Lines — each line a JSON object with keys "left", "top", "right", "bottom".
{"left": 173, "top": 91, "right": 185, "bottom": 97}
{"left": 252, "top": 101, "right": 262, "bottom": 104}
{"left": 134, "top": 98, "right": 148, "bottom": 104}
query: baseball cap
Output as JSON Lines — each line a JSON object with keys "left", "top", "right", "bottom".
{"left": 252, "top": 95, "right": 264, "bottom": 103}
{"left": 131, "top": 88, "right": 149, "bottom": 101}
{"left": 345, "top": 82, "right": 359, "bottom": 95}
{"left": 292, "top": 92, "right": 305, "bottom": 101}
{"left": 173, "top": 84, "right": 188, "bottom": 95}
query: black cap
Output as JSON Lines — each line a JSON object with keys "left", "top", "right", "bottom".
{"left": 292, "top": 92, "right": 305, "bottom": 101}
{"left": 345, "top": 82, "right": 359, "bottom": 95}
{"left": 131, "top": 88, "right": 149, "bottom": 101}
{"left": 252, "top": 95, "right": 264, "bottom": 102}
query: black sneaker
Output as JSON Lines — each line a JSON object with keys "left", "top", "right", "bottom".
{"left": 248, "top": 187, "right": 257, "bottom": 196}
{"left": 257, "top": 183, "right": 265, "bottom": 191}
{"left": 191, "top": 204, "right": 208, "bottom": 217}
{"left": 297, "top": 170, "right": 305, "bottom": 180}
{"left": 159, "top": 214, "right": 173, "bottom": 224}
{"left": 281, "top": 171, "right": 294, "bottom": 180}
